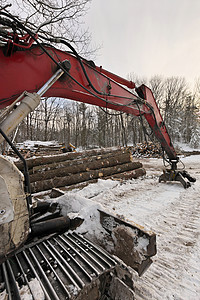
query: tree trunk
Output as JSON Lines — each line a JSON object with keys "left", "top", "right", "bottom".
{"left": 110, "top": 168, "right": 146, "bottom": 180}
{"left": 31, "top": 161, "right": 143, "bottom": 193}
{"left": 15, "top": 148, "right": 131, "bottom": 171}
{"left": 31, "top": 150, "right": 132, "bottom": 174}
{"left": 29, "top": 152, "right": 134, "bottom": 182}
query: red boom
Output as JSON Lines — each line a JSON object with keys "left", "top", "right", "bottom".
{"left": 0, "top": 45, "right": 177, "bottom": 160}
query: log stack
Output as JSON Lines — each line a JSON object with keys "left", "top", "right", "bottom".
{"left": 6, "top": 142, "right": 63, "bottom": 158}
{"left": 15, "top": 148, "right": 146, "bottom": 193}
{"left": 132, "top": 141, "right": 162, "bottom": 158}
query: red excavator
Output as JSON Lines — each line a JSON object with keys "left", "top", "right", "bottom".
{"left": 0, "top": 11, "right": 196, "bottom": 300}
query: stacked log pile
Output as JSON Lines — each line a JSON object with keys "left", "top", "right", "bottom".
{"left": 6, "top": 142, "right": 63, "bottom": 158}
{"left": 15, "top": 148, "right": 146, "bottom": 193}
{"left": 131, "top": 142, "right": 162, "bottom": 158}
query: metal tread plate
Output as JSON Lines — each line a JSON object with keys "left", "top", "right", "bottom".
{"left": 0, "top": 232, "right": 119, "bottom": 300}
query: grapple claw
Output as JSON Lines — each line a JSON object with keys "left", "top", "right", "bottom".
{"left": 159, "top": 169, "right": 195, "bottom": 189}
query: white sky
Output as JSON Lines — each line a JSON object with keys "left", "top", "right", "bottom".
{"left": 85, "top": 0, "right": 200, "bottom": 85}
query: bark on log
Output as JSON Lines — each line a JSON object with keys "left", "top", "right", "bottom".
{"left": 31, "top": 150, "right": 132, "bottom": 174}
{"left": 29, "top": 152, "right": 134, "bottom": 183}
{"left": 15, "top": 152, "right": 82, "bottom": 171}
{"left": 31, "top": 161, "right": 143, "bottom": 193}
{"left": 50, "top": 180, "right": 98, "bottom": 197}
{"left": 110, "top": 168, "right": 146, "bottom": 180}
{"left": 15, "top": 148, "right": 130, "bottom": 171}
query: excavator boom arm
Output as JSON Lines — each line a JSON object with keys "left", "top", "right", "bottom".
{"left": 0, "top": 44, "right": 177, "bottom": 161}
{"left": 0, "top": 11, "right": 196, "bottom": 190}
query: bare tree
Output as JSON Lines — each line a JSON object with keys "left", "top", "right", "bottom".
{"left": 163, "top": 77, "right": 188, "bottom": 118}
{"left": 183, "top": 79, "right": 200, "bottom": 147}
{"left": 1, "top": 0, "right": 97, "bottom": 57}
{"left": 127, "top": 72, "right": 148, "bottom": 88}
{"left": 149, "top": 75, "right": 165, "bottom": 109}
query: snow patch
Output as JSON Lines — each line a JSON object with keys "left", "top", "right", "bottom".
{"left": 135, "top": 236, "right": 149, "bottom": 252}
{"left": 28, "top": 278, "right": 45, "bottom": 300}
{"left": 16, "top": 140, "right": 60, "bottom": 150}
{"left": 52, "top": 192, "right": 108, "bottom": 240}
{"left": 68, "top": 284, "right": 79, "bottom": 296}
{"left": 0, "top": 289, "right": 7, "bottom": 300}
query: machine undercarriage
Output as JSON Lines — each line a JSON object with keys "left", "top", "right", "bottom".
{"left": 0, "top": 232, "right": 136, "bottom": 300}
{"left": 0, "top": 155, "right": 156, "bottom": 299}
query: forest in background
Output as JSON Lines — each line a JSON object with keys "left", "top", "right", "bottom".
{"left": 14, "top": 74, "right": 200, "bottom": 150}
{"left": 0, "top": 1, "right": 200, "bottom": 151}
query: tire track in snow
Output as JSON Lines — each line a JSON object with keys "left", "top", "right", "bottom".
{"left": 132, "top": 182, "right": 200, "bottom": 300}
{"left": 79, "top": 156, "right": 200, "bottom": 299}
{"left": 91, "top": 173, "right": 200, "bottom": 298}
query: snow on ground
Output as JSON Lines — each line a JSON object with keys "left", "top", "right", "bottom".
{"left": 174, "top": 142, "right": 200, "bottom": 153}
{"left": 55, "top": 154, "right": 200, "bottom": 299}
{"left": 16, "top": 140, "right": 60, "bottom": 150}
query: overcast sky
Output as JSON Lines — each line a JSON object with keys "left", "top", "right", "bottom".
{"left": 85, "top": 0, "right": 200, "bottom": 85}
